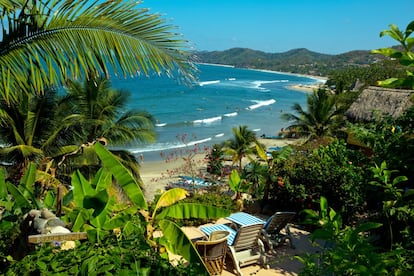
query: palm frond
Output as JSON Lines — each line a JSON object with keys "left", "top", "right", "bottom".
{"left": 0, "top": 0, "right": 198, "bottom": 102}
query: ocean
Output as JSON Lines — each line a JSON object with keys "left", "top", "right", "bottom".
{"left": 110, "top": 63, "right": 321, "bottom": 161}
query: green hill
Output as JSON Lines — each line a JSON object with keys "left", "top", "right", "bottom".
{"left": 195, "top": 47, "right": 385, "bottom": 76}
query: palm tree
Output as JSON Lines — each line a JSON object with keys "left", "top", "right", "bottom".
{"left": 255, "top": 143, "right": 293, "bottom": 202}
{"left": 55, "top": 76, "right": 156, "bottom": 181}
{"left": 61, "top": 76, "right": 156, "bottom": 145}
{"left": 0, "top": 0, "right": 196, "bottom": 104}
{"left": 282, "top": 88, "right": 346, "bottom": 139}
{"left": 0, "top": 86, "right": 80, "bottom": 180}
{"left": 224, "top": 126, "right": 257, "bottom": 171}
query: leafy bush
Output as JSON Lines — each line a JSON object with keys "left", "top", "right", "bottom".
{"left": 369, "top": 162, "right": 414, "bottom": 253}
{"left": 297, "top": 197, "right": 413, "bottom": 275}
{"left": 5, "top": 222, "right": 205, "bottom": 275}
{"left": 274, "top": 139, "right": 369, "bottom": 221}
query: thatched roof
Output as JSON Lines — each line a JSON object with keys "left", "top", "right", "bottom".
{"left": 345, "top": 86, "right": 414, "bottom": 122}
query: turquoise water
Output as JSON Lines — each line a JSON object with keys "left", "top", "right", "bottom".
{"left": 111, "top": 64, "right": 320, "bottom": 161}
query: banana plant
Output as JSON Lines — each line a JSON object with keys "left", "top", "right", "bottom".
{"left": 92, "top": 142, "right": 230, "bottom": 269}
{"left": 63, "top": 167, "right": 138, "bottom": 243}
{"left": 1, "top": 163, "right": 58, "bottom": 213}
{"left": 0, "top": 163, "right": 59, "bottom": 262}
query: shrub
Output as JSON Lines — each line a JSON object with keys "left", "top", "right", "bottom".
{"left": 5, "top": 224, "right": 205, "bottom": 275}
{"left": 274, "top": 139, "right": 369, "bottom": 221}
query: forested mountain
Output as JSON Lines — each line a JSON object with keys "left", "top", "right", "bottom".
{"left": 195, "top": 47, "right": 386, "bottom": 76}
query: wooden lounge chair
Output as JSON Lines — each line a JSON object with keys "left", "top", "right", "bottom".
{"left": 261, "top": 211, "right": 296, "bottom": 253}
{"left": 195, "top": 230, "right": 230, "bottom": 275}
{"left": 227, "top": 223, "right": 268, "bottom": 276}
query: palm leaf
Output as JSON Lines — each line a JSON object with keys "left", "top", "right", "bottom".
{"left": 0, "top": 0, "right": 197, "bottom": 102}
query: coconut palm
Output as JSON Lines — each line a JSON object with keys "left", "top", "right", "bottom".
{"left": 55, "top": 76, "right": 156, "bottom": 181}
{"left": 224, "top": 125, "right": 257, "bottom": 171}
{"left": 282, "top": 88, "right": 346, "bottom": 139}
{"left": 0, "top": 0, "right": 197, "bottom": 104}
{"left": 61, "top": 76, "right": 156, "bottom": 145}
{"left": 0, "top": 86, "right": 79, "bottom": 181}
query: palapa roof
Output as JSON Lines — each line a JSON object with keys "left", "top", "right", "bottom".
{"left": 345, "top": 86, "right": 414, "bottom": 122}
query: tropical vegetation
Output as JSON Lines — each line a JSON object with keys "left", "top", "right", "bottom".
{"left": 1, "top": 1, "right": 414, "bottom": 274}
{"left": 281, "top": 88, "right": 348, "bottom": 140}
{"left": 1, "top": 142, "right": 230, "bottom": 274}
{"left": 0, "top": 0, "right": 196, "bottom": 103}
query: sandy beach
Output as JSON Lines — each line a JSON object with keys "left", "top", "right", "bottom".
{"left": 140, "top": 138, "right": 301, "bottom": 201}
{"left": 286, "top": 83, "right": 325, "bottom": 93}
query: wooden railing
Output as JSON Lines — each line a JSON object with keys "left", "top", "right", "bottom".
{"left": 28, "top": 232, "right": 87, "bottom": 244}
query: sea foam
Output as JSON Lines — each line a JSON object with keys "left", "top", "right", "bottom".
{"left": 193, "top": 116, "right": 222, "bottom": 124}
{"left": 199, "top": 80, "right": 220, "bottom": 86}
{"left": 130, "top": 137, "right": 213, "bottom": 154}
{"left": 246, "top": 99, "right": 276, "bottom": 110}
{"left": 224, "top": 112, "right": 238, "bottom": 117}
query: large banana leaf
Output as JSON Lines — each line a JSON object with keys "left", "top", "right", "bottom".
{"left": 0, "top": 167, "right": 7, "bottom": 199}
{"left": 6, "top": 183, "right": 32, "bottom": 209}
{"left": 71, "top": 170, "right": 95, "bottom": 207}
{"left": 156, "top": 203, "right": 230, "bottom": 220}
{"left": 228, "top": 169, "right": 241, "bottom": 191}
{"left": 20, "top": 162, "right": 37, "bottom": 195}
{"left": 70, "top": 208, "right": 93, "bottom": 232}
{"left": 152, "top": 188, "right": 187, "bottom": 220}
{"left": 94, "top": 142, "right": 147, "bottom": 209}
{"left": 92, "top": 168, "right": 113, "bottom": 192}
{"left": 158, "top": 219, "right": 206, "bottom": 270}
{"left": 255, "top": 142, "right": 268, "bottom": 162}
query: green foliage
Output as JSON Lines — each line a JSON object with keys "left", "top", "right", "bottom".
{"left": 242, "top": 160, "right": 266, "bottom": 199}
{"left": 229, "top": 169, "right": 250, "bottom": 196}
{"left": 372, "top": 20, "right": 414, "bottom": 89}
{"left": 326, "top": 61, "right": 406, "bottom": 92}
{"left": 178, "top": 193, "right": 237, "bottom": 226}
{"left": 254, "top": 143, "right": 294, "bottom": 202}
{"left": 2, "top": 144, "right": 228, "bottom": 274}
{"left": 63, "top": 168, "right": 132, "bottom": 244}
{"left": 206, "top": 144, "right": 224, "bottom": 176}
{"left": 94, "top": 142, "right": 147, "bottom": 209}
{"left": 0, "top": 0, "right": 196, "bottom": 100}
{"left": 282, "top": 88, "right": 347, "bottom": 139}
{"left": 196, "top": 47, "right": 383, "bottom": 77}
{"left": 0, "top": 163, "right": 59, "bottom": 267}
{"left": 55, "top": 76, "right": 156, "bottom": 180}
{"left": 370, "top": 162, "right": 414, "bottom": 251}
{"left": 297, "top": 197, "right": 409, "bottom": 275}
{"left": 348, "top": 112, "right": 414, "bottom": 185}
{"left": 223, "top": 125, "right": 257, "bottom": 170}
{"left": 5, "top": 218, "right": 206, "bottom": 276}
{"left": 275, "top": 140, "right": 368, "bottom": 219}
{"left": 92, "top": 144, "right": 228, "bottom": 271}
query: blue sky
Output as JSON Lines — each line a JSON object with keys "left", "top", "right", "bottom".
{"left": 143, "top": 0, "right": 414, "bottom": 55}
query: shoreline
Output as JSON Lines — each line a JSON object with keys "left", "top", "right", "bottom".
{"left": 140, "top": 138, "right": 302, "bottom": 201}
{"left": 199, "top": 62, "right": 328, "bottom": 83}
{"left": 286, "top": 83, "right": 325, "bottom": 93}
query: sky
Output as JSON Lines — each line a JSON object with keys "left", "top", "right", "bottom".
{"left": 142, "top": 0, "right": 414, "bottom": 55}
